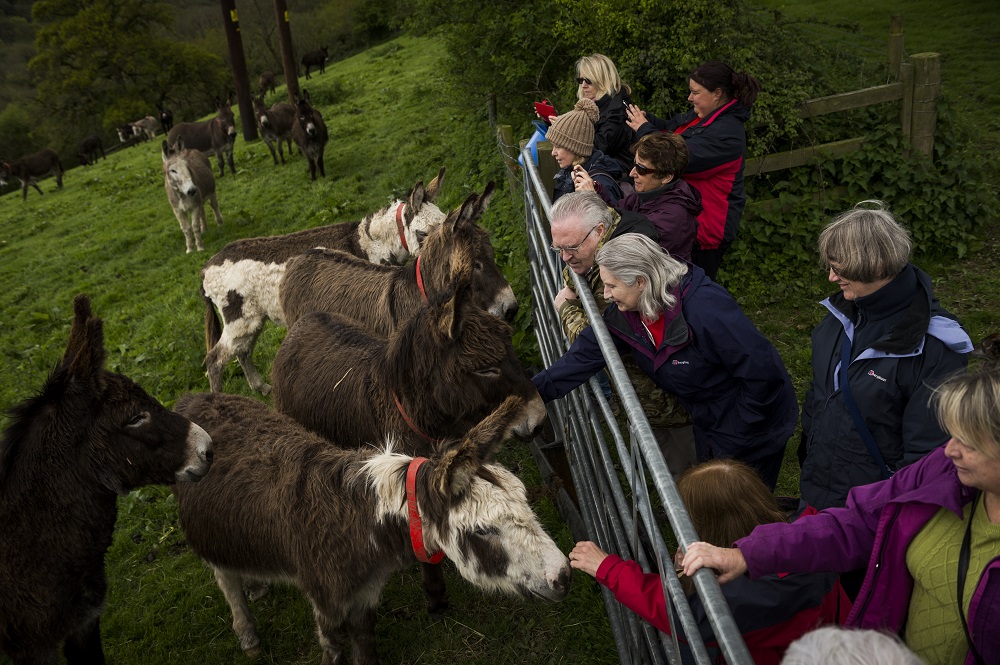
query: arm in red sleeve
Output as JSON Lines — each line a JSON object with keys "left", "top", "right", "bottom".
{"left": 596, "top": 554, "right": 674, "bottom": 634}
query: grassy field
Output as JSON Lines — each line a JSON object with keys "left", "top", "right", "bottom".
{"left": 0, "top": 36, "right": 616, "bottom": 664}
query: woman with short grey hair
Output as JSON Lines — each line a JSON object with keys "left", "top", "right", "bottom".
{"left": 781, "top": 627, "right": 924, "bottom": 665}
{"left": 533, "top": 233, "right": 797, "bottom": 488}
{"left": 799, "top": 200, "right": 973, "bottom": 513}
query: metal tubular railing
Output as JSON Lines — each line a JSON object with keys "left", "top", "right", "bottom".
{"left": 520, "top": 148, "right": 754, "bottom": 665}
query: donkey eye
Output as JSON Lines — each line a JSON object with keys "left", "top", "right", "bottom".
{"left": 474, "top": 261, "right": 484, "bottom": 271}
{"left": 475, "top": 367, "right": 501, "bottom": 378}
{"left": 126, "top": 412, "right": 150, "bottom": 428}
{"left": 415, "top": 230, "right": 428, "bottom": 241}
{"left": 474, "top": 526, "right": 499, "bottom": 538}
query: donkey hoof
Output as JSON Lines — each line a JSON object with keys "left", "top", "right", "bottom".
{"left": 246, "top": 582, "right": 270, "bottom": 602}
{"left": 258, "top": 383, "right": 272, "bottom": 396}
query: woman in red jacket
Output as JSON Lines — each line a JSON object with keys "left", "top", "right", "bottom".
{"left": 569, "top": 459, "right": 849, "bottom": 664}
{"left": 627, "top": 61, "right": 760, "bottom": 280}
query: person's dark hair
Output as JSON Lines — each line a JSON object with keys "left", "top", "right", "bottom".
{"left": 677, "top": 459, "right": 786, "bottom": 594}
{"left": 633, "top": 133, "right": 688, "bottom": 179}
{"left": 689, "top": 61, "right": 761, "bottom": 108}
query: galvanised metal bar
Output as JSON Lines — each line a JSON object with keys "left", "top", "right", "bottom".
{"left": 519, "top": 149, "right": 754, "bottom": 665}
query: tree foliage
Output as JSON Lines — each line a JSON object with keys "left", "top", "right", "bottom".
{"left": 29, "top": 0, "right": 228, "bottom": 142}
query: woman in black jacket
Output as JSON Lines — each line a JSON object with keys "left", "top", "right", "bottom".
{"left": 574, "top": 53, "right": 635, "bottom": 175}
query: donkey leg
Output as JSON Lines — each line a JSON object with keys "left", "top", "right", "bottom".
{"left": 317, "top": 152, "right": 326, "bottom": 178}
{"left": 174, "top": 209, "right": 196, "bottom": 253}
{"left": 208, "top": 193, "right": 224, "bottom": 226}
{"left": 226, "top": 148, "right": 236, "bottom": 176}
{"left": 213, "top": 567, "right": 261, "bottom": 657}
{"left": 310, "top": 604, "right": 352, "bottom": 665}
{"left": 421, "top": 562, "right": 450, "bottom": 616}
{"left": 346, "top": 606, "right": 380, "bottom": 665}
{"left": 63, "top": 615, "right": 106, "bottom": 665}
{"left": 192, "top": 207, "right": 206, "bottom": 251}
{"left": 236, "top": 338, "right": 271, "bottom": 395}
{"left": 216, "top": 153, "right": 226, "bottom": 178}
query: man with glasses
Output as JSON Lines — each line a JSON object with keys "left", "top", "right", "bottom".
{"left": 550, "top": 191, "right": 695, "bottom": 477}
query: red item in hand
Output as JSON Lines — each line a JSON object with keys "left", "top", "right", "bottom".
{"left": 534, "top": 99, "right": 557, "bottom": 124}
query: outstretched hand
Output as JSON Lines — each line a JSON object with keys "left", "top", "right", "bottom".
{"left": 679, "top": 542, "right": 748, "bottom": 584}
{"left": 569, "top": 541, "right": 609, "bottom": 578}
{"left": 625, "top": 103, "right": 648, "bottom": 132}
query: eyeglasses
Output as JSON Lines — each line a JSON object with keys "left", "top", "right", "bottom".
{"left": 633, "top": 161, "right": 655, "bottom": 176}
{"left": 829, "top": 263, "right": 845, "bottom": 277}
{"left": 576, "top": 77, "right": 592, "bottom": 85}
{"left": 551, "top": 225, "right": 599, "bottom": 255}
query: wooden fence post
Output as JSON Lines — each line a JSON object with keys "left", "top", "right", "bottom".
{"left": 899, "top": 61, "right": 914, "bottom": 155}
{"left": 496, "top": 124, "right": 521, "bottom": 196}
{"left": 536, "top": 141, "right": 559, "bottom": 200}
{"left": 910, "top": 53, "right": 941, "bottom": 162}
{"left": 888, "top": 15, "right": 905, "bottom": 80}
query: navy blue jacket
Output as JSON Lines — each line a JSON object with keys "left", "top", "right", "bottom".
{"left": 635, "top": 101, "right": 750, "bottom": 250}
{"left": 552, "top": 149, "right": 624, "bottom": 206}
{"left": 800, "top": 264, "right": 973, "bottom": 509}
{"left": 594, "top": 89, "right": 635, "bottom": 175}
{"left": 533, "top": 265, "right": 797, "bottom": 463}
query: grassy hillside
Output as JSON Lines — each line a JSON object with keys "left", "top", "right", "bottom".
{"left": 0, "top": 36, "right": 616, "bottom": 664}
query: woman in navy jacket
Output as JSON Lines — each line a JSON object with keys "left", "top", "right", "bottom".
{"left": 532, "top": 233, "right": 796, "bottom": 488}
{"left": 626, "top": 61, "right": 760, "bottom": 279}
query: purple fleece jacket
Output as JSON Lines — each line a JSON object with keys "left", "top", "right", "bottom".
{"left": 736, "top": 446, "right": 1000, "bottom": 665}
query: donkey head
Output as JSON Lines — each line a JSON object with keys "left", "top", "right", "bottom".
{"left": 0, "top": 161, "right": 11, "bottom": 187}
{"left": 295, "top": 95, "right": 321, "bottom": 138}
{"left": 366, "top": 167, "right": 448, "bottom": 265}
{"left": 215, "top": 95, "right": 237, "bottom": 141}
{"left": 162, "top": 141, "right": 198, "bottom": 198}
{"left": 419, "top": 181, "right": 517, "bottom": 322}
{"left": 0, "top": 296, "right": 213, "bottom": 496}
{"left": 252, "top": 93, "right": 268, "bottom": 127}
{"left": 404, "top": 396, "right": 570, "bottom": 601}
{"left": 388, "top": 283, "right": 546, "bottom": 443}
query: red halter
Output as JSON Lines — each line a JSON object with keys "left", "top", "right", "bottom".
{"left": 392, "top": 391, "right": 443, "bottom": 444}
{"left": 406, "top": 457, "right": 445, "bottom": 564}
{"left": 415, "top": 255, "right": 429, "bottom": 303}
{"left": 394, "top": 201, "right": 410, "bottom": 253}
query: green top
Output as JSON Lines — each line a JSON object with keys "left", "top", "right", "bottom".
{"left": 904, "top": 494, "right": 1000, "bottom": 664}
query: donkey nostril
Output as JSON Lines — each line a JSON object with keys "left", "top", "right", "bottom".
{"left": 504, "top": 303, "right": 519, "bottom": 322}
{"left": 204, "top": 449, "right": 214, "bottom": 463}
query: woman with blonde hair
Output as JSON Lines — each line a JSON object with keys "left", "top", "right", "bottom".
{"left": 574, "top": 53, "right": 634, "bottom": 174}
{"left": 569, "top": 459, "right": 849, "bottom": 665}
{"left": 681, "top": 368, "right": 1000, "bottom": 665}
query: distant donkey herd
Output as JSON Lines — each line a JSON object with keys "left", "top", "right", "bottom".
{"left": 0, "top": 49, "right": 572, "bottom": 665}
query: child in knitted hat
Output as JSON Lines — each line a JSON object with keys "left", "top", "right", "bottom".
{"left": 548, "top": 98, "right": 624, "bottom": 205}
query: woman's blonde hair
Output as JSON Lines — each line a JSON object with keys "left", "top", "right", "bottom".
{"left": 576, "top": 54, "right": 630, "bottom": 101}
{"left": 934, "top": 369, "right": 1000, "bottom": 460}
{"left": 817, "top": 200, "right": 912, "bottom": 282}
{"left": 596, "top": 233, "right": 687, "bottom": 319}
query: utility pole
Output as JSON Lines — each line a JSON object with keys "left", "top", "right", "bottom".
{"left": 273, "top": 0, "right": 299, "bottom": 102}
{"left": 220, "top": 0, "right": 257, "bottom": 141}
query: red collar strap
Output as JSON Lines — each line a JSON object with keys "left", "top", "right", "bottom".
{"left": 392, "top": 391, "right": 443, "bottom": 444}
{"left": 395, "top": 201, "right": 410, "bottom": 253}
{"left": 415, "top": 255, "right": 428, "bottom": 303}
{"left": 406, "top": 457, "right": 445, "bottom": 564}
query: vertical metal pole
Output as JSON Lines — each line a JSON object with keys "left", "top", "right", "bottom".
{"left": 220, "top": 0, "right": 257, "bottom": 141}
{"left": 272, "top": 0, "right": 299, "bottom": 102}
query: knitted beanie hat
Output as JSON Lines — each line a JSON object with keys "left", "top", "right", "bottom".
{"left": 547, "top": 98, "right": 599, "bottom": 157}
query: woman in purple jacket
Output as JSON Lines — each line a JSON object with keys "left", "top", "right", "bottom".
{"left": 680, "top": 369, "right": 1000, "bottom": 665}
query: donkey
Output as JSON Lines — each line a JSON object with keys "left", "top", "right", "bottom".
{"left": 167, "top": 95, "right": 238, "bottom": 177}
{"left": 271, "top": 284, "right": 545, "bottom": 616}
{"left": 291, "top": 92, "right": 328, "bottom": 180}
{"left": 158, "top": 105, "right": 174, "bottom": 134}
{"left": 78, "top": 135, "right": 105, "bottom": 166}
{"left": 0, "top": 148, "right": 64, "bottom": 201}
{"left": 280, "top": 181, "right": 518, "bottom": 333}
{"left": 300, "top": 46, "right": 328, "bottom": 79}
{"left": 174, "top": 392, "right": 568, "bottom": 664}
{"left": 258, "top": 70, "right": 277, "bottom": 96}
{"left": 201, "top": 169, "right": 447, "bottom": 394}
{"left": 0, "top": 295, "right": 213, "bottom": 665}
{"left": 132, "top": 115, "right": 159, "bottom": 140}
{"left": 162, "top": 139, "right": 223, "bottom": 253}
{"left": 252, "top": 93, "right": 296, "bottom": 165}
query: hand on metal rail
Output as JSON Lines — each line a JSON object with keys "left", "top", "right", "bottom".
{"left": 679, "top": 542, "right": 748, "bottom": 584}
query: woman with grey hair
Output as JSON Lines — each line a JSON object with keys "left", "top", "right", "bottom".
{"left": 532, "top": 233, "right": 797, "bottom": 488}
{"left": 799, "top": 200, "right": 972, "bottom": 512}
{"left": 781, "top": 627, "right": 924, "bottom": 665}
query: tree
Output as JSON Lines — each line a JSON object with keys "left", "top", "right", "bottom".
{"left": 29, "top": 0, "right": 229, "bottom": 143}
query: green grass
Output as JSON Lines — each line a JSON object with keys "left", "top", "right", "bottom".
{"left": 0, "top": 36, "right": 616, "bottom": 664}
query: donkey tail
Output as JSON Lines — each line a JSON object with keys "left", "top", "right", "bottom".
{"left": 202, "top": 285, "right": 222, "bottom": 354}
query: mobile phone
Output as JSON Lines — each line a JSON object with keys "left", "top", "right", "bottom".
{"left": 534, "top": 100, "right": 557, "bottom": 123}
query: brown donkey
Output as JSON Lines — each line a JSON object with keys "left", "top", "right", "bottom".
{"left": 0, "top": 148, "right": 64, "bottom": 201}
{"left": 167, "top": 96, "right": 238, "bottom": 177}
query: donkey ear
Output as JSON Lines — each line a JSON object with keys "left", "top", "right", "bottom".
{"left": 437, "top": 283, "right": 469, "bottom": 341}
{"left": 445, "top": 192, "right": 479, "bottom": 235}
{"left": 425, "top": 167, "right": 446, "bottom": 202}
{"left": 62, "top": 295, "right": 107, "bottom": 391}
{"left": 62, "top": 294, "right": 93, "bottom": 366}
{"left": 431, "top": 395, "right": 526, "bottom": 496}
{"left": 471, "top": 181, "right": 497, "bottom": 219}
{"left": 406, "top": 181, "right": 426, "bottom": 218}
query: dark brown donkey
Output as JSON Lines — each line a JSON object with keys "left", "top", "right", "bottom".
{"left": 0, "top": 148, "right": 64, "bottom": 200}
{"left": 167, "top": 95, "right": 238, "bottom": 177}
{"left": 290, "top": 91, "right": 328, "bottom": 180}
{"left": 271, "top": 282, "right": 546, "bottom": 615}
{"left": 252, "top": 93, "right": 296, "bottom": 165}
{"left": 174, "top": 392, "right": 568, "bottom": 663}
{"left": 280, "top": 181, "right": 517, "bottom": 332}
{"left": 300, "top": 46, "right": 328, "bottom": 79}
{"left": 0, "top": 295, "right": 213, "bottom": 665}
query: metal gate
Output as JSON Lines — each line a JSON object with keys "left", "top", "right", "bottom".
{"left": 519, "top": 149, "right": 754, "bottom": 665}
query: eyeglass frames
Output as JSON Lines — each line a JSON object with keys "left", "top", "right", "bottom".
{"left": 575, "top": 77, "right": 592, "bottom": 85}
{"left": 551, "top": 225, "right": 599, "bottom": 255}
{"left": 633, "top": 161, "right": 655, "bottom": 176}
